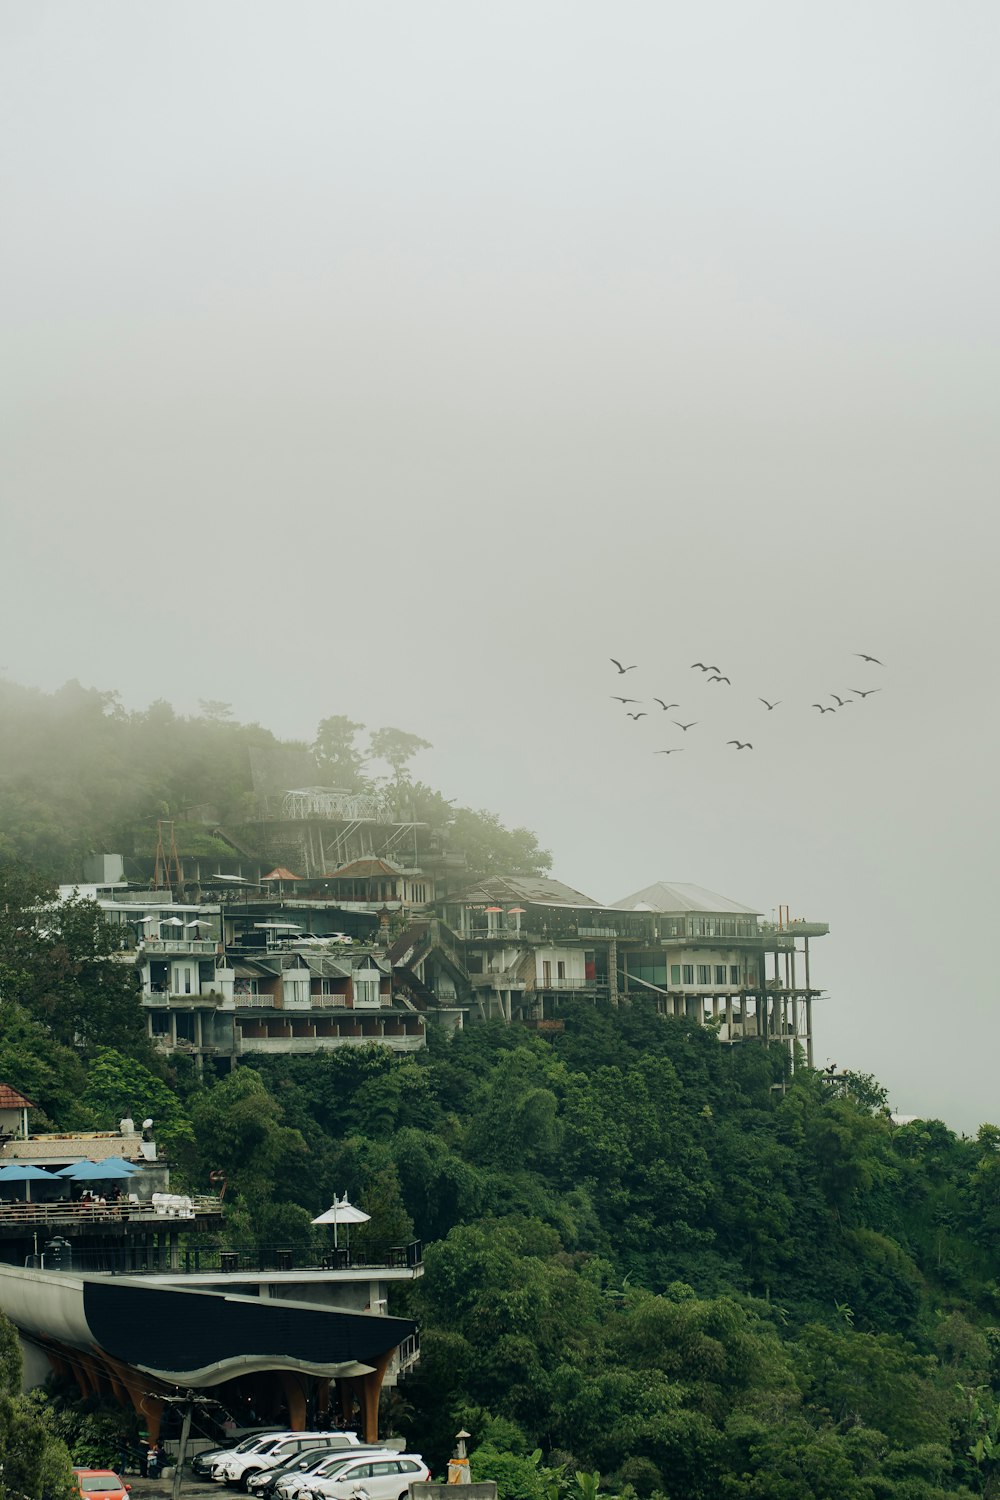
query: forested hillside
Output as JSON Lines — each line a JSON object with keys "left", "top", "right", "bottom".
{"left": 1, "top": 683, "right": 999, "bottom": 1498}
{"left": 2, "top": 857, "right": 1000, "bottom": 1498}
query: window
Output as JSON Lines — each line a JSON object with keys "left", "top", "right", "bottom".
{"left": 371, "top": 1464, "right": 396, "bottom": 1476}
{"left": 730, "top": 965, "right": 741, "bottom": 985}
{"left": 397, "top": 1463, "right": 421, "bottom": 1474}
{"left": 715, "top": 965, "right": 726, "bottom": 984}
{"left": 184, "top": 967, "right": 192, "bottom": 994}
{"left": 557, "top": 960, "right": 566, "bottom": 980}
{"left": 175, "top": 1013, "right": 194, "bottom": 1042}
{"left": 682, "top": 964, "right": 694, "bottom": 984}
{"left": 543, "top": 960, "right": 552, "bottom": 984}
{"left": 670, "top": 964, "right": 681, "bottom": 985}
{"left": 150, "top": 1011, "right": 169, "bottom": 1036}
{"left": 697, "top": 965, "right": 711, "bottom": 984}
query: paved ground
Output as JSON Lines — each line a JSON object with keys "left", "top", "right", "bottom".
{"left": 125, "top": 1476, "right": 221, "bottom": 1500}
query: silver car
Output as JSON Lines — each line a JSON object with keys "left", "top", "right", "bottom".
{"left": 275, "top": 1453, "right": 398, "bottom": 1500}
{"left": 301, "top": 1455, "right": 430, "bottom": 1500}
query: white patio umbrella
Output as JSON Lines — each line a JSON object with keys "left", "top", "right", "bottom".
{"left": 311, "top": 1194, "right": 370, "bottom": 1250}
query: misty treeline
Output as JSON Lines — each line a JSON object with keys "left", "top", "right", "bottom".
{"left": 0, "top": 678, "right": 549, "bottom": 881}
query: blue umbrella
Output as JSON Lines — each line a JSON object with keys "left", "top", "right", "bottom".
{"left": 92, "top": 1157, "right": 140, "bottom": 1174}
{"left": 0, "top": 1162, "right": 56, "bottom": 1203}
{"left": 55, "top": 1161, "right": 136, "bottom": 1180}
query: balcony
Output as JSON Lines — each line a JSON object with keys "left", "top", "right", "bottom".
{"left": 141, "top": 939, "right": 219, "bottom": 955}
{"left": 0, "top": 1195, "right": 223, "bottom": 1233}
{"left": 27, "top": 1238, "right": 424, "bottom": 1277}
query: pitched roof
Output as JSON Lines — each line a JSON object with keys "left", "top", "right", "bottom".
{"left": 611, "top": 881, "right": 760, "bottom": 915}
{"left": 261, "top": 867, "right": 302, "bottom": 882}
{"left": 450, "top": 875, "right": 602, "bottom": 909}
{"left": 0, "top": 1085, "right": 33, "bottom": 1111}
{"left": 324, "top": 859, "right": 402, "bottom": 880}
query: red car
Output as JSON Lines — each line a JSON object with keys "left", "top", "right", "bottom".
{"left": 73, "top": 1470, "right": 131, "bottom": 1500}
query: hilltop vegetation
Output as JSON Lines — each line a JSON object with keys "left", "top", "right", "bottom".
{"left": 0, "top": 678, "right": 550, "bottom": 880}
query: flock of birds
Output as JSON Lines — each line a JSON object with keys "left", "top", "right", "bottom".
{"left": 607, "top": 653, "right": 884, "bottom": 756}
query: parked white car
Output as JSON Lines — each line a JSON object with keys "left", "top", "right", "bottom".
{"left": 216, "top": 1436, "right": 363, "bottom": 1488}
{"left": 300, "top": 1455, "right": 430, "bottom": 1500}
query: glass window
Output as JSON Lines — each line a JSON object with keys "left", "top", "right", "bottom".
{"left": 697, "top": 965, "right": 711, "bottom": 984}
{"left": 715, "top": 965, "right": 726, "bottom": 984}
{"left": 370, "top": 1464, "right": 396, "bottom": 1476}
{"left": 682, "top": 964, "right": 694, "bottom": 985}
{"left": 730, "top": 965, "right": 740, "bottom": 985}
{"left": 670, "top": 964, "right": 680, "bottom": 985}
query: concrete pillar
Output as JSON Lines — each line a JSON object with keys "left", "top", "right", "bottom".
{"left": 804, "top": 938, "right": 814, "bottom": 1067}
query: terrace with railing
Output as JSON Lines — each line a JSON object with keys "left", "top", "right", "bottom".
{"left": 33, "top": 1238, "right": 425, "bottom": 1276}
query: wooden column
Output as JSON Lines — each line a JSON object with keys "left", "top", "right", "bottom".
{"left": 277, "top": 1372, "right": 307, "bottom": 1430}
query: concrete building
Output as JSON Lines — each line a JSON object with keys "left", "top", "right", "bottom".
{"left": 394, "top": 875, "right": 828, "bottom": 1066}
{"left": 0, "top": 1124, "right": 421, "bottom": 1442}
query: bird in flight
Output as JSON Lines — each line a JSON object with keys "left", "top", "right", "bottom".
{"left": 610, "top": 696, "right": 641, "bottom": 704}
{"left": 611, "top": 658, "right": 637, "bottom": 673}
{"left": 852, "top": 687, "right": 881, "bottom": 698}
{"left": 854, "top": 653, "right": 883, "bottom": 665}
{"left": 626, "top": 711, "right": 647, "bottom": 720}
{"left": 654, "top": 748, "right": 684, "bottom": 755}
{"left": 758, "top": 698, "right": 781, "bottom": 710}
{"left": 653, "top": 699, "right": 679, "bottom": 711}
{"left": 727, "top": 740, "right": 753, "bottom": 750}
{"left": 708, "top": 674, "right": 731, "bottom": 685}
{"left": 830, "top": 694, "right": 852, "bottom": 707}
{"left": 812, "top": 703, "right": 836, "bottom": 713}
{"left": 691, "top": 662, "right": 720, "bottom": 673}
{"left": 673, "top": 721, "right": 698, "bottom": 731}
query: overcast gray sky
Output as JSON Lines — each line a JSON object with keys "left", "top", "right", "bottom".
{"left": 3, "top": 3, "right": 998, "bottom": 1129}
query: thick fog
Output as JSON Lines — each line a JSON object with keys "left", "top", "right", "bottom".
{"left": 2, "top": 4, "right": 998, "bottom": 1129}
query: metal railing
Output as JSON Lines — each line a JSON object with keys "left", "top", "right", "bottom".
{"left": 0, "top": 1195, "right": 223, "bottom": 1227}
{"left": 34, "top": 1239, "right": 425, "bottom": 1276}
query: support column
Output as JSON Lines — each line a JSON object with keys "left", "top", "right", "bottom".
{"left": 358, "top": 1350, "right": 393, "bottom": 1444}
{"left": 804, "top": 938, "right": 814, "bottom": 1068}
{"left": 790, "top": 945, "right": 799, "bottom": 1073}
{"left": 725, "top": 993, "right": 733, "bottom": 1037}
{"left": 277, "top": 1372, "right": 307, "bottom": 1431}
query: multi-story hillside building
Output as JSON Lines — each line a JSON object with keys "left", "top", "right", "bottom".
{"left": 66, "top": 864, "right": 827, "bottom": 1069}
{"left": 393, "top": 875, "right": 828, "bottom": 1067}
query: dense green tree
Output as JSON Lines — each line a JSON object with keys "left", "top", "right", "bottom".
{"left": 368, "top": 727, "right": 432, "bottom": 786}
{"left": 313, "top": 715, "right": 366, "bottom": 788}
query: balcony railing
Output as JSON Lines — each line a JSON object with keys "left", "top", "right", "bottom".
{"left": 0, "top": 1195, "right": 223, "bottom": 1229}
{"left": 141, "top": 939, "right": 219, "bottom": 955}
{"left": 35, "top": 1239, "right": 425, "bottom": 1276}
{"left": 533, "top": 975, "right": 601, "bottom": 990}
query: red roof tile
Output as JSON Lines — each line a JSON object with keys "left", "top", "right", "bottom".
{"left": 0, "top": 1085, "right": 34, "bottom": 1110}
